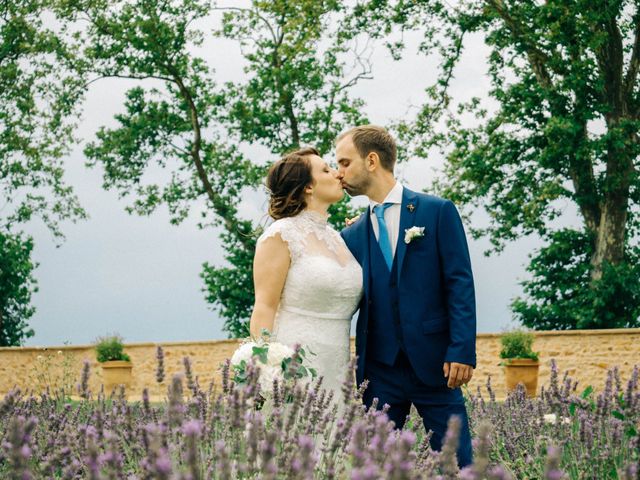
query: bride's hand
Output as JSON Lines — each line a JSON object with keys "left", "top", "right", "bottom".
{"left": 345, "top": 214, "right": 360, "bottom": 226}
{"left": 250, "top": 329, "right": 272, "bottom": 343}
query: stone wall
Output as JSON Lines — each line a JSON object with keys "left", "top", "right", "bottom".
{"left": 0, "top": 339, "right": 242, "bottom": 401}
{"left": 471, "top": 329, "right": 640, "bottom": 399}
{"left": 1, "top": 329, "right": 638, "bottom": 401}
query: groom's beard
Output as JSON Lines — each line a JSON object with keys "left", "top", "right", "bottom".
{"left": 342, "top": 174, "right": 371, "bottom": 197}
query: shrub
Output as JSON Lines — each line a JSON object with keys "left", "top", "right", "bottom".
{"left": 499, "top": 328, "right": 539, "bottom": 361}
{"left": 94, "top": 334, "right": 131, "bottom": 362}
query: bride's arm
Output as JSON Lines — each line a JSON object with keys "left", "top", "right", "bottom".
{"left": 250, "top": 233, "right": 291, "bottom": 338}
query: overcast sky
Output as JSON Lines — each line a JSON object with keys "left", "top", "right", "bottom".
{"left": 19, "top": 12, "right": 576, "bottom": 347}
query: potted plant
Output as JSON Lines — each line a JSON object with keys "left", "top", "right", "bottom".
{"left": 95, "top": 334, "right": 133, "bottom": 396}
{"left": 500, "top": 329, "right": 540, "bottom": 397}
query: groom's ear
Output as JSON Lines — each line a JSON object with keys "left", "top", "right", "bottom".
{"left": 366, "top": 151, "right": 380, "bottom": 171}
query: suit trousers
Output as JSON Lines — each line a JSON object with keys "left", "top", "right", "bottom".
{"left": 362, "top": 350, "right": 473, "bottom": 468}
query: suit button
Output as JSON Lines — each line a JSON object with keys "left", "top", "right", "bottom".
{"left": 368, "top": 299, "right": 372, "bottom": 306}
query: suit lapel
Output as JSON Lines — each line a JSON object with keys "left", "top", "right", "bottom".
{"left": 352, "top": 210, "right": 371, "bottom": 298}
{"left": 396, "top": 187, "right": 419, "bottom": 281}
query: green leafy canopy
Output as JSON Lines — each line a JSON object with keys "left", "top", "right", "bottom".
{"left": 358, "top": 0, "right": 640, "bottom": 329}
{"left": 76, "top": 0, "right": 370, "bottom": 337}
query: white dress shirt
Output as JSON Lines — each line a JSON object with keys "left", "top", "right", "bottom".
{"left": 369, "top": 181, "right": 403, "bottom": 257}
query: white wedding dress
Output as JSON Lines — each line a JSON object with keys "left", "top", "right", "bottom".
{"left": 258, "top": 209, "right": 363, "bottom": 398}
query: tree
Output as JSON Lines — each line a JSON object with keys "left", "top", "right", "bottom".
{"left": 201, "top": 0, "right": 370, "bottom": 336}
{"left": 511, "top": 229, "right": 640, "bottom": 329}
{"left": 70, "top": 0, "right": 262, "bottom": 336}
{"left": 1, "top": 0, "right": 87, "bottom": 343}
{"left": 0, "top": 231, "right": 37, "bottom": 346}
{"left": 358, "top": 0, "right": 640, "bottom": 329}
{"left": 77, "top": 0, "right": 369, "bottom": 337}
{"left": 1, "top": 0, "right": 86, "bottom": 237}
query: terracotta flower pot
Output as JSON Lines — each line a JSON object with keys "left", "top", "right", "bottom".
{"left": 503, "top": 358, "right": 539, "bottom": 397}
{"left": 101, "top": 360, "right": 133, "bottom": 396}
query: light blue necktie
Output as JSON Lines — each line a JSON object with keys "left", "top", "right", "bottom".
{"left": 374, "top": 203, "right": 394, "bottom": 271}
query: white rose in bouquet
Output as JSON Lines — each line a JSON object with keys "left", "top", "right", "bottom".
{"left": 257, "top": 364, "right": 281, "bottom": 394}
{"left": 230, "top": 342, "right": 257, "bottom": 366}
{"left": 266, "top": 342, "right": 295, "bottom": 366}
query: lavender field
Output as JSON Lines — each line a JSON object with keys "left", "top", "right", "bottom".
{"left": 0, "top": 354, "right": 638, "bottom": 479}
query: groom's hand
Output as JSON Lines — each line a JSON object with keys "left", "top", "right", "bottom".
{"left": 443, "top": 362, "right": 474, "bottom": 389}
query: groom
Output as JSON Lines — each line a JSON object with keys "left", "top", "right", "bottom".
{"left": 337, "top": 125, "right": 476, "bottom": 467}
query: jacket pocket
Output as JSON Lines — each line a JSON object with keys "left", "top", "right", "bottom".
{"left": 422, "top": 315, "right": 448, "bottom": 334}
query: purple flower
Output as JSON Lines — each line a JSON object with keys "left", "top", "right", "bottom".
{"left": 438, "top": 415, "right": 461, "bottom": 477}
{"left": 181, "top": 419, "right": 203, "bottom": 437}
{"left": 78, "top": 359, "right": 91, "bottom": 400}
{"left": 155, "top": 455, "right": 173, "bottom": 475}
{"left": 167, "top": 374, "right": 185, "bottom": 427}
{"left": 544, "top": 446, "right": 566, "bottom": 480}
{"left": 156, "top": 346, "right": 165, "bottom": 383}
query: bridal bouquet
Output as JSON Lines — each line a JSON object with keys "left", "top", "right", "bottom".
{"left": 230, "top": 336, "right": 316, "bottom": 395}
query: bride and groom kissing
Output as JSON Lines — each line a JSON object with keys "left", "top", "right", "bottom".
{"left": 249, "top": 125, "right": 476, "bottom": 467}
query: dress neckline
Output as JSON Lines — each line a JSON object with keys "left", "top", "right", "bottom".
{"left": 297, "top": 209, "right": 329, "bottom": 226}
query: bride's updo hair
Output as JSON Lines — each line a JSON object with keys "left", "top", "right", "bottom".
{"left": 266, "top": 147, "right": 319, "bottom": 220}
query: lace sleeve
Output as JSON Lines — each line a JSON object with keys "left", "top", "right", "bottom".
{"left": 257, "top": 218, "right": 303, "bottom": 262}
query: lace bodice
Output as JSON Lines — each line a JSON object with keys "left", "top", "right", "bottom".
{"left": 258, "top": 210, "right": 363, "bottom": 320}
{"left": 257, "top": 210, "right": 363, "bottom": 394}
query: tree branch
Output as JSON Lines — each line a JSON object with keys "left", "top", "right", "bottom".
{"left": 213, "top": 6, "right": 278, "bottom": 44}
{"left": 623, "top": 10, "right": 640, "bottom": 115}
{"left": 84, "top": 73, "right": 174, "bottom": 88}
{"left": 485, "top": 0, "right": 555, "bottom": 90}
{"left": 592, "top": 10, "right": 624, "bottom": 119}
{"left": 338, "top": 37, "right": 374, "bottom": 92}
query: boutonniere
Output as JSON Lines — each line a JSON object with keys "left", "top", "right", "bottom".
{"left": 404, "top": 226, "right": 425, "bottom": 244}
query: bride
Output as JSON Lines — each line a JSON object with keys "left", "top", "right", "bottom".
{"left": 249, "top": 147, "right": 363, "bottom": 396}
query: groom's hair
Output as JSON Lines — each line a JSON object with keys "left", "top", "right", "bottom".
{"left": 337, "top": 125, "right": 397, "bottom": 172}
{"left": 266, "top": 147, "right": 319, "bottom": 220}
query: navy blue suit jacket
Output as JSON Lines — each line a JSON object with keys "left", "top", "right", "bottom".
{"left": 341, "top": 187, "right": 477, "bottom": 386}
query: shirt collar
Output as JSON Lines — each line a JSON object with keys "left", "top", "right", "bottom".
{"left": 369, "top": 181, "right": 403, "bottom": 214}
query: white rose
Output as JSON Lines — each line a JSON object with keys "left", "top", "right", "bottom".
{"left": 266, "top": 342, "right": 295, "bottom": 367}
{"left": 231, "top": 342, "right": 257, "bottom": 366}
{"left": 258, "top": 365, "right": 283, "bottom": 394}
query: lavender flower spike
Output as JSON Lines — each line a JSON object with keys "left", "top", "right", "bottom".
{"left": 156, "top": 345, "right": 165, "bottom": 383}
{"left": 439, "top": 415, "right": 461, "bottom": 479}
{"left": 78, "top": 359, "right": 91, "bottom": 400}
{"left": 544, "top": 446, "right": 566, "bottom": 480}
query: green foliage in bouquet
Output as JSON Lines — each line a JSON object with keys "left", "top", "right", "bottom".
{"left": 232, "top": 345, "right": 269, "bottom": 385}
{"left": 94, "top": 334, "right": 131, "bottom": 363}
{"left": 282, "top": 347, "right": 317, "bottom": 381}
{"left": 499, "top": 329, "right": 539, "bottom": 362}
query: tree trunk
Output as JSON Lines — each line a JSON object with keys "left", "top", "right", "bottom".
{"left": 284, "top": 93, "right": 300, "bottom": 147}
{"left": 590, "top": 198, "right": 629, "bottom": 281}
{"left": 589, "top": 121, "right": 634, "bottom": 282}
